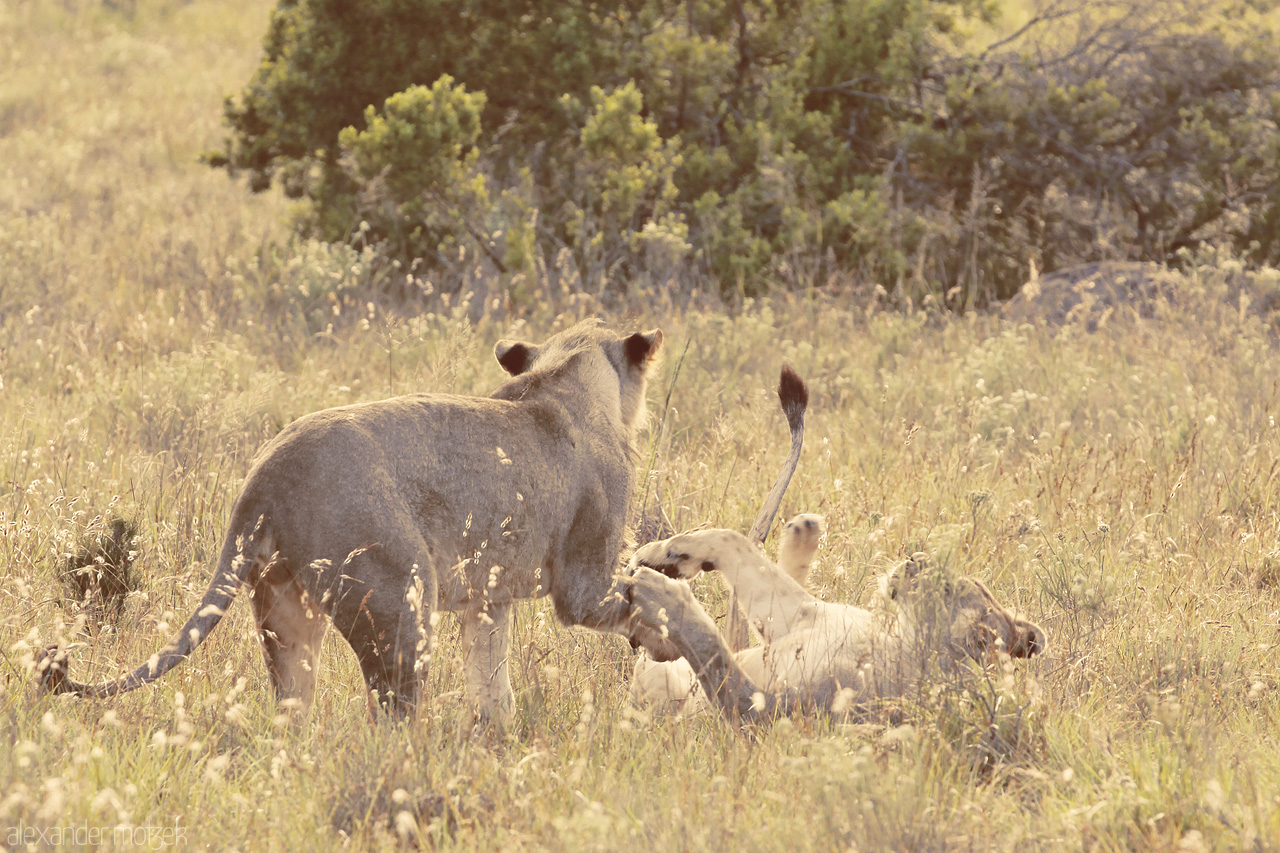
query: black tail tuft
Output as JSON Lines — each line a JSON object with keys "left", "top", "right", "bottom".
{"left": 36, "top": 645, "right": 72, "bottom": 695}
{"left": 778, "top": 365, "right": 809, "bottom": 431}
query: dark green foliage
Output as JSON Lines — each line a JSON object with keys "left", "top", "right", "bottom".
{"left": 217, "top": 0, "right": 629, "bottom": 195}
{"left": 897, "top": 2, "right": 1280, "bottom": 303}
{"left": 211, "top": 0, "right": 1280, "bottom": 303}
{"left": 334, "top": 77, "right": 490, "bottom": 266}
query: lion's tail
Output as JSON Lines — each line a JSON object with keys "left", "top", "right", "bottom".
{"left": 746, "top": 364, "right": 808, "bottom": 545}
{"left": 37, "top": 512, "right": 265, "bottom": 698}
{"left": 722, "top": 365, "right": 808, "bottom": 652}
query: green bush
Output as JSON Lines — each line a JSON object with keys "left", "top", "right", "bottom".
{"left": 560, "top": 82, "right": 688, "bottom": 289}
{"left": 331, "top": 77, "right": 490, "bottom": 268}
{"left": 210, "top": 0, "right": 1280, "bottom": 303}
{"left": 898, "top": 4, "right": 1280, "bottom": 302}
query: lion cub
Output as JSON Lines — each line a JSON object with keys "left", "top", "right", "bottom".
{"left": 630, "top": 526, "right": 1045, "bottom": 719}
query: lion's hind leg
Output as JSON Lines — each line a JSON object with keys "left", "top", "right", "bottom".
{"left": 325, "top": 543, "right": 437, "bottom": 720}
{"left": 252, "top": 561, "right": 329, "bottom": 711}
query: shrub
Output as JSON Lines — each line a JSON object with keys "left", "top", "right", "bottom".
{"left": 562, "top": 83, "right": 688, "bottom": 289}
{"left": 210, "top": 0, "right": 1280, "bottom": 303}
{"left": 898, "top": 1, "right": 1280, "bottom": 301}
{"left": 330, "top": 77, "right": 491, "bottom": 269}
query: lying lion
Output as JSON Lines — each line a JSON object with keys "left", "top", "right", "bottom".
{"left": 627, "top": 527, "right": 1046, "bottom": 719}
{"left": 773, "top": 513, "right": 825, "bottom": 585}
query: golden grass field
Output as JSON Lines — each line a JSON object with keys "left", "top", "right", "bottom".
{"left": 3, "top": 1, "right": 1280, "bottom": 849}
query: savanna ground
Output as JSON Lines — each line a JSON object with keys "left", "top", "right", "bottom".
{"left": 3, "top": 1, "right": 1280, "bottom": 850}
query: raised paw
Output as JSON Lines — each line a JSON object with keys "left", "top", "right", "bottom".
{"left": 630, "top": 529, "right": 756, "bottom": 579}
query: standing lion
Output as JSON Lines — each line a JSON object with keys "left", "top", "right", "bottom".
{"left": 40, "top": 321, "right": 680, "bottom": 722}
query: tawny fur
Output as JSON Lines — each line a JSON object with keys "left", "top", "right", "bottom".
{"left": 775, "top": 513, "right": 824, "bottom": 585}
{"left": 629, "top": 530, "right": 1046, "bottom": 719}
{"left": 630, "top": 513, "right": 821, "bottom": 714}
{"left": 39, "top": 322, "right": 688, "bottom": 722}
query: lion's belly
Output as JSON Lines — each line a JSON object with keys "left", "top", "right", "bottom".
{"left": 436, "top": 564, "right": 549, "bottom": 609}
{"left": 407, "top": 471, "right": 567, "bottom": 609}
{"left": 761, "top": 615, "right": 879, "bottom": 693}
{"left": 431, "top": 531, "right": 556, "bottom": 610}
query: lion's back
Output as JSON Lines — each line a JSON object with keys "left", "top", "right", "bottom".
{"left": 227, "top": 391, "right": 599, "bottom": 602}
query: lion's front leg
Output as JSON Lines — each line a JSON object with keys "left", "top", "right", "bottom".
{"left": 460, "top": 600, "right": 515, "bottom": 725}
{"left": 623, "top": 567, "right": 775, "bottom": 723}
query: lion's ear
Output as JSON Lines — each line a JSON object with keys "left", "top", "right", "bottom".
{"left": 891, "top": 552, "right": 928, "bottom": 597}
{"left": 495, "top": 340, "right": 538, "bottom": 375}
{"left": 624, "top": 329, "right": 663, "bottom": 370}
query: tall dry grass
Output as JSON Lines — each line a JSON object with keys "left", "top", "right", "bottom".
{"left": 2, "top": 1, "right": 1279, "bottom": 849}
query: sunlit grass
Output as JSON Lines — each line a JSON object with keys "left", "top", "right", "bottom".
{"left": 2, "top": 0, "right": 1280, "bottom": 849}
